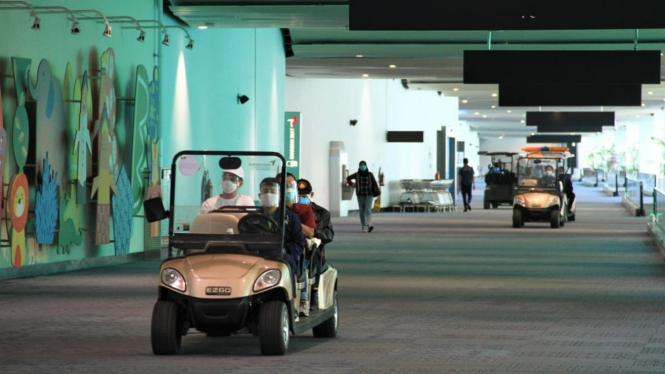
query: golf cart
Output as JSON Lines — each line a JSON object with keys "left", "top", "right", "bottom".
{"left": 483, "top": 152, "right": 519, "bottom": 209}
{"left": 512, "top": 147, "right": 576, "bottom": 228}
{"left": 144, "top": 151, "right": 338, "bottom": 356}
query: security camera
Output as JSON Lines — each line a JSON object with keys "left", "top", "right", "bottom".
{"left": 350, "top": 119, "right": 358, "bottom": 126}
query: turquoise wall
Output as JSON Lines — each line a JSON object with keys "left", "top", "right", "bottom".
{"left": 0, "top": 0, "right": 285, "bottom": 278}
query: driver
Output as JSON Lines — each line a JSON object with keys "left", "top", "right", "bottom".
{"left": 200, "top": 167, "right": 254, "bottom": 213}
{"left": 541, "top": 165, "right": 556, "bottom": 186}
{"left": 257, "top": 177, "right": 305, "bottom": 296}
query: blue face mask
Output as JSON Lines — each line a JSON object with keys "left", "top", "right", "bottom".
{"left": 298, "top": 196, "right": 311, "bottom": 205}
{"left": 359, "top": 165, "right": 367, "bottom": 172}
{"left": 285, "top": 188, "right": 297, "bottom": 202}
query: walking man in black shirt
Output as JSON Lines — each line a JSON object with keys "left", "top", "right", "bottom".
{"left": 458, "top": 158, "right": 475, "bottom": 212}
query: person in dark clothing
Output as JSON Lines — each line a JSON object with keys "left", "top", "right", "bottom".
{"left": 297, "top": 178, "right": 334, "bottom": 311}
{"left": 346, "top": 160, "right": 381, "bottom": 232}
{"left": 458, "top": 158, "right": 475, "bottom": 212}
{"left": 257, "top": 177, "right": 304, "bottom": 297}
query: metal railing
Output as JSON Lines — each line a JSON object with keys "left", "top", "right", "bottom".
{"left": 580, "top": 168, "right": 598, "bottom": 186}
{"left": 638, "top": 172, "right": 656, "bottom": 197}
{"left": 653, "top": 187, "right": 665, "bottom": 230}
{"left": 605, "top": 170, "right": 620, "bottom": 196}
{"left": 625, "top": 176, "right": 645, "bottom": 216}
{"left": 595, "top": 168, "right": 606, "bottom": 183}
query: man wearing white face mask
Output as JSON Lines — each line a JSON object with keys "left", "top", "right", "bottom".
{"left": 200, "top": 167, "right": 254, "bottom": 214}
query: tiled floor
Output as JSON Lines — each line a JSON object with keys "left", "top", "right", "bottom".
{"left": 1, "top": 183, "right": 664, "bottom": 373}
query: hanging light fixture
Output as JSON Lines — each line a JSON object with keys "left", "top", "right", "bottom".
{"left": 31, "top": 14, "right": 41, "bottom": 30}
{"left": 186, "top": 37, "right": 194, "bottom": 50}
{"left": 70, "top": 20, "right": 80, "bottom": 34}
{"left": 136, "top": 29, "right": 146, "bottom": 42}
{"left": 162, "top": 32, "right": 170, "bottom": 46}
{"left": 102, "top": 21, "right": 112, "bottom": 37}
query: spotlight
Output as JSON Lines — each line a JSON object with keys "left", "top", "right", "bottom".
{"left": 162, "top": 33, "right": 170, "bottom": 46}
{"left": 186, "top": 38, "right": 194, "bottom": 50}
{"left": 350, "top": 119, "right": 358, "bottom": 126}
{"left": 31, "top": 16, "right": 41, "bottom": 30}
{"left": 137, "top": 29, "right": 146, "bottom": 42}
{"left": 71, "top": 21, "right": 80, "bottom": 35}
{"left": 238, "top": 95, "right": 249, "bottom": 105}
{"left": 103, "top": 22, "right": 112, "bottom": 37}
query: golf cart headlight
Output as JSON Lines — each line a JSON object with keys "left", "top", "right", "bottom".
{"left": 253, "top": 269, "right": 281, "bottom": 292}
{"left": 161, "top": 268, "right": 186, "bottom": 292}
{"left": 514, "top": 197, "right": 525, "bottom": 206}
{"left": 549, "top": 197, "right": 560, "bottom": 206}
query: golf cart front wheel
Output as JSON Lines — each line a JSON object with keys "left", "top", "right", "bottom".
{"left": 259, "top": 301, "right": 289, "bottom": 355}
{"left": 550, "top": 209, "right": 560, "bottom": 228}
{"left": 151, "top": 300, "right": 183, "bottom": 355}
{"left": 512, "top": 209, "right": 522, "bottom": 228}
{"left": 313, "top": 291, "right": 338, "bottom": 338}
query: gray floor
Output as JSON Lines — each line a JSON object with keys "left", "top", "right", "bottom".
{"left": 2, "top": 184, "right": 665, "bottom": 374}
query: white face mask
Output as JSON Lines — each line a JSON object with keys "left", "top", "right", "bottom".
{"left": 222, "top": 180, "right": 237, "bottom": 194}
{"left": 260, "top": 193, "right": 279, "bottom": 207}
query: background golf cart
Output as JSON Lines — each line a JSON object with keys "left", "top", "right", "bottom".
{"left": 145, "top": 151, "right": 338, "bottom": 356}
{"left": 483, "top": 152, "right": 519, "bottom": 209}
{"left": 397, "top": 179, "right": 455, "bottom": 212}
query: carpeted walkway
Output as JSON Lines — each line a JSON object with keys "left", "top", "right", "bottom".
{"left": 1, "top": 183, "right": 664, "bottom": 373}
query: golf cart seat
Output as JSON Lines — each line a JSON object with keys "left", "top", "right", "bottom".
{"left": 191, "top": 212, "right": 247, "bottom": 234}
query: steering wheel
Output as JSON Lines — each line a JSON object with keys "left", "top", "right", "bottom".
{"left": 237, "top": 213, "right": 279, "bottom": 234}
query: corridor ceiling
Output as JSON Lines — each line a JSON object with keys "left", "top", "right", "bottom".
{"left": 166, "top": 0, "right": 665, "bottom": 138}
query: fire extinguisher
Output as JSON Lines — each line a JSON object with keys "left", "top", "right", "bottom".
{"left": 435, "top": 171, "right": 440, "bottom": 180}
{"left": 379, "top": 168, "right": 385, "bottom": 186}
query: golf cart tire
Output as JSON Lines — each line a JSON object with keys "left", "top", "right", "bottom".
{"left": 259, "top": 301, "right": 289, "bottom": 355}
{"left": 512, "top": 209, "right": 522, "bottom": 228}
{"left": 484, "top": 201, "right": 490, "bottom": 209}
{"left": 550, "top": 209, "right": 560, "bottom": 228}
{"left": 151, "top": 300, "right": 182, "bottom": 355}
{"left": 313, "top": 291, "right": 338, "bottom": 338}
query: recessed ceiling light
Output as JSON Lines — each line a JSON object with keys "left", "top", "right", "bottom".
{"left": 641, "top": 103, "right": 646, "bottom": 107}
{"left": 453, "top": 88, "right": 459, "bottom": 91}
{"left": 389, "top": 64, "right": 396, "bottom": 68}
{"left": 491, "top": 105, "right": 496, "bottom": 109}
{"left": 491, "top": 93, "right": 497, "bottom": 97}
{"left": 462, "top": 99, "right": 468, "bottom": 103}
{"left": 507, "top": 110, "right": 512, "bottom": 113}
{"left": 520, "top": 120, "right": 525, "bottom": 123}
{"left": 531, "top": 133, "right": 535, "bottom": 136}
{"left": 356, "top": 55, "right": 364, "bottom": 58}
{"left": 636, "top": 115, "right": 641, "bottom": 118}
{"left": 499, "top": 135, "right": 504, "bottom": 139}
{"left": 482, "top": 115, "right": 487, "bottom": 118}
{"left": 362, "top": 74, "right": 369, "bottom": 77}
{"left": 648, "top": 91, "right": 653, "bottom": 95}
{"left": 474, "top": 112, "right": 480, "bottom": 115}
{"left": 198, "top": 25, "right": 208, "bottom": 30}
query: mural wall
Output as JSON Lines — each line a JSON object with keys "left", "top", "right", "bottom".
{"left": 0, "top": 50, "right": 157, "bottom": 269}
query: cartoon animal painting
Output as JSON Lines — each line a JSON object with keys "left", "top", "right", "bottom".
{"left": 74, "top": 71, "right": 92, "bottom": 204}
{"left": 112, "top": 166, "right": 133, "bottom": 256}
{"left": 146, "top": 67, "right": 161, "bottom": 237}
{"left": 35, "top": 155, "right": 58, "bottom": 244}
{"left": 8, "top": 174, "right": 29, "bottom": 269}
{"left": 131, "top": 65, "right": 150, "bottom": 214}
{"left": 90, "top": 106, "right": 118, "bottom": 244}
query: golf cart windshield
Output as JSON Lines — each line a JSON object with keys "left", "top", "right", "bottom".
{"left": 516, "top": 157, "right": 560, "bottom": 191}
{"left": 166, "top": 151, "right": 287, "bottom": 259}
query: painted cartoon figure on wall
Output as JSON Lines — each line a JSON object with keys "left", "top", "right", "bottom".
{"left": 91, "top": 106, "right": 118, "bottom": 245}
{"left": 131, "top": 65, "right": 149, "bottom": 215}
{"left": 9, "top": 96, "right": 30, "bottom": 268}
{"left": 146, "top": 67, "right": 161, "bottom": 237}
{"left": 74, "top": 71, "right": 92, "bottom": 205}
{"left": 8, "top": 57, "right": 32, "bottom": 268}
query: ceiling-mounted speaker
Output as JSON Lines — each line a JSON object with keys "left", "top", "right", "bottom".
{"left": 464, "top": 51, "right": 660, "bottom": 85}
{"left": 527, "top": 112, "right": 615, "bottom": 127}
{"left": 499, "top": 84, "right": 642, "bottom": 106}
{"left": 350, "top": 0, "right": 665, "bottom": 31}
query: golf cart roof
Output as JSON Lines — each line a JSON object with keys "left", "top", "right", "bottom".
{"left": 486, "top": 152, "right": 519, "bottom": 156}
{"left": 522, "top": 146, "right": 573, "bottom": 159}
